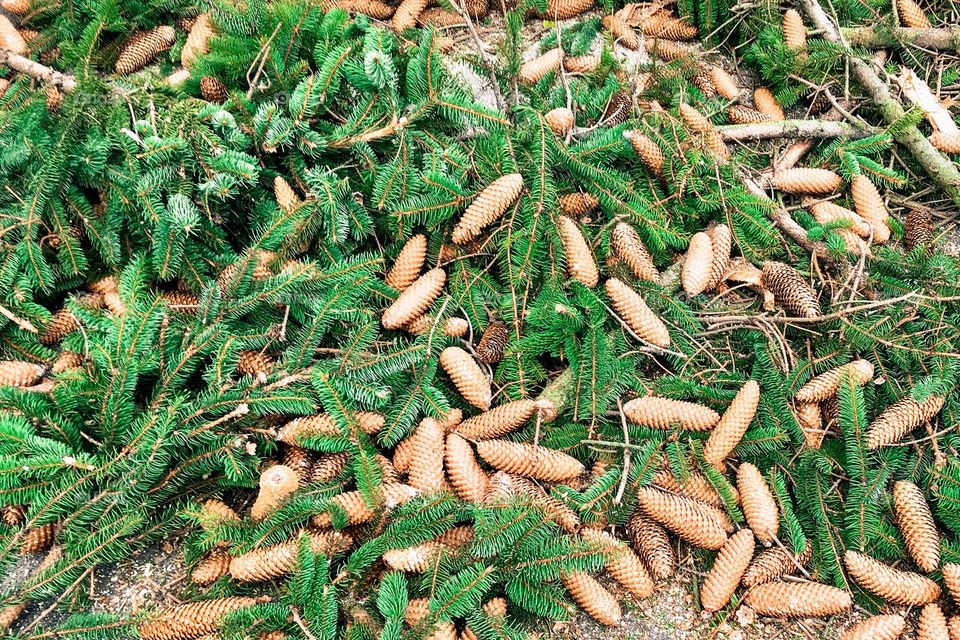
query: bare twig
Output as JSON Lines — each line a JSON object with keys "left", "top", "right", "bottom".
{"left": 0, "top": 48, "right": 76, "bottom": 92}
{"left": 841, "top": 26, "right": 960, "bottom": 50}
{"left": 717, "top": 119, "right": 874, "bottom": 141}
{"left": 0, "top": 302, "right": 38, "bottom": 333}
{"left": 613, "top": 399, "right": 630, "bottom": 505}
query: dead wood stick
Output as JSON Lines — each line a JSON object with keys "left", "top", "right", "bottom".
{"left": 801, "top": 0, "right": 960, "bottom": 208}
{"left": 0, "top": 48, "right": 76, "bottom": 92}
{"left": 741, "top": 172, "right": 832, "bottom": 260}
{"left": 717, "top": 119, "right": 874, "bottom": 142}
{"left": 841, "top": 26, "right": 960, "bottom": 50}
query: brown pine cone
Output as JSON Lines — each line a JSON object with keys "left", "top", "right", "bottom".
{"left": 0, "top": 603, "right": 26, "bottom": 632}
{"left": 644, "top": 17, "right": 697, "bottom": 40}
{"left": 138, "top": 597, "right": 266, "bottom": 640}
{"left": 376, "top": 453, "right": 401, "bottom": 485}
{"left": 0, "top": 361, "right": 45, "bottom": 388}
{"left": 115, "top": 26, "right": 176, "bottom": 75}
{"left": 704, "top": 380, "right": 760, "bottom": 468}
{"left": 392, "top": 0, "right": 427, "bottom": 31}
{"left": 0, "top": 15, "right": 27, "bottom": 55}
{"left": 453, "top": 174, "right": 523, "bottom": 244}
{"left": 383, "top": 541, "right": 446, "bottom": 572}
{"left": 475, "top": 439, "right": 584, "bottom": 482}
{"left": 635, "top": 487, "right": 730, "bottom": 550}
{"left": 931, "top": 131, "right": 960, "bottom": 154}
{"left": 866, "top": 394, "right": 945, "bottom": 449}
{"left": 200, "top": 499, "right": 239, "bottom": 534}
{"left": 445, "top": 433, "right": 488, "bottom": 504}
{"left": 652, "top": 467, "right": 730, "bottom": 509}
{"left": 741, "top": 541, "right": 812, "bottom": 587}
{"left": 273, "top": 176, "right": 300, "bottom": 214}
{"left": 601, "top": 90, "right": 631, "bottom": 126}
{"left": 558, "top": 216, "right": 599, "bottom": 288}
{"left": 770, "top": 168, "right": 842, "bottom": 194}
{"left": 407, "top": 418, "right": 445, "bottom": 493}
{"left": 200, "top": 76, "right": 228, "bottom": 103}
{"left": 611, "top": 222, "right": 659, "bottom": 282}
{"left": 191, "top": 549, "right": 231, "bottom": 586}
{"left": 382, "top": 268, "right": 446, "bottom": 330}
{"left": 679, "top": 102, "right": 713, "bottom": 133}
{"left": 701, "top": 528, "right": 755, "bottom": 612}
{"left": 181, "top": 13, "right": 214, "bottom": 68}
{"left": 645, "top": 38, "right": 693, "bottom": 62}
{"left": 844, "top": 550, "right": 940, "bottom": 605}
{"left": 682, "top": 231, "right": 714, "bottom": 296}
{"left": 326, "top": 0, "right": 395, "bottom": 18}
{"left": 753, "top": 88, "right": 785, "bottom": 120}
{"left": 917, "top": 603, "right": 949, "bottom": 640}
{"left": 944, "top": 562, "right": 960, "bottom": 603}
{"left": 691, "top": 71, "right": 716, "bottom": 98}
{"left": 443, "top": 317, "right": 470, "bottom": 337}
{"left": 905, "top": 208, "right": 933, "bottom": 252}
{"left": 558, "top": 192, "right": 599, "bottom": 217}
{"left": 506, "top": 475, "right": 581, "bottom": 533}
{"left": 519, "top": 48, "right": 562, "bottom": 85}
{"left": 761, "top": 261, "right": 821, "bottom": 318}
{"left": 20, "top": 523, "right": 56, "bottom": 554}
{"left": 850, "top": 175, "right": 891, "bottom": 243}
{"left": 796, "top": 402, "right": 825, "bottom": 449}
{"left": 893, "top": 480, "right": 940, "bottom": 573}
{"left": 581, "top": 528, "right": 653, "bottom": 599}
{"left": 897, "top": 0, "right": 930, "bottom": 27}
{"left": 40, "top": 307, "right": 80, "bottom": 345}
{"left": 622, "top": 396, "right": 720, "bottom": 431}
{"left": 951, "top": 616, "right": 960, "bottom": 640}
{"left": 385, "top": 235, "right": 427, "bottom": 292}
{"left": 235, "top": 350, "right": 275, "bottom": 377}
{"left": 705, "top": 224, "right": 732, "bottom": 292}
{"left": 809, "top": 201, "right": 873, "bottom": 238}
{"left": 250, "top": 465, "right": 299, "bottom": 521}
{"left": 563, "top": 54, "right": 600, "bottom": 73}
{"left": 604, "top": 278, "right": 671, "bottom": 347}
{"left": 418, "top": 7, "right": 464, "bottom": 27}
{"left": 795, "top": 360, "right": 874, "bottom": 403}
{"left": 282, "top": 446, "right": 314, "bottom": 486}
{"left": 744, "top": 580, "right": 851, "bottom": 617}
{"left": 727, "top": 105, "right": 771, "bottom": 124}
{"left": 544, "top": 0, "right": 593, "bottom": 19}
{"left": 561, "top": 571, "right": 621, "bottom": 626}
{"left": 475, "top": 320, "right": 508, "bottom": 364}
{"left": 52, "top": 351, "right": 84, "bottom": 374}
{"left": 45, "top": 86, "right": 62, "bottom": 112}
{"left": 783, "top": 9, "right": 807, "bottom": 52}
{"left": 545, "top": 107, "right": 575, "bottom": 136}
{"left": 710, "top": 66, "right": 741, "bottom": 101}
{"left": 602, "top": 15, "right": 640, "bottom": 50}
{"left": 230, "top": 531, "right": 352, "bottom": 582}
{"left": 437, "top": 525, "right": 474, "bottom": 548}
{"left": 277, "top": 412, "right": 384, "bottom": 444}
{"left": 312, "top": 484, "right": 418, "bottom": 528}
{"left": 1, "top": 505, "right": 24, "bottom": 527}
{"left": 455, "top": 399, "right": 537, "bottom": 440}
{"left": 624, "top": 131, "right": 665, "bottom": 178}
{"left": 737, "top": 463, "right": 778, "bottom": 545}
{"left": 0, "top": 0, "right": 30, "bottom": 15}
{"left": 439, "top": 346, "right": 491, "bottom": 410}
{"left": 840, "top": 615, "right": 905, "bottom": 640}
{"left": 161, "top": 291, "right": 200, "bottom": 311}
{"left": 626, "top": 512, "right": 674, "bottom": 580}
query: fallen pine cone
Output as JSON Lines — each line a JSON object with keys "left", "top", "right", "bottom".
{"left": 626, "top": 511, "right": 674, "bottom": 580}
{"left": 0, "top": 361, "right": 45, "bottom": 388}
{"left": 604, "top": 278, "right": 671, "bottom": 347}
{"left": 896, "top": 0, "right": 930, "bottom": 27}
{"left": 455, "top": 399, "right": 538, "bottom": 440}
{"left": 850, "top": 175, "right": 891, "bottom": 243}
{"left": 200, "top": 76, "right": 228, "bottom": 103}
{"left": 312, "top": 484, "right": 419, "bottom": 528}
{"left": 475, "top": 439, "right": 585, "bottom": 482}
{"left": 761, "top": 261, "right": 821, "bottom": 318}
{"left": 453, "top": 174, "right": 524, "bottom": 244}
{"left": 611, "top": 222, "right": 660, "bottom": 282}
{"left": 711, "top": 66, "right": 741, "bottom": 100}
{"left": 624, "top": 131, "right": 665, "bottom": 178}
{"left": 892, "top": 480, "right": 940, "bottom": 573}
{"left": 635, "top": 486, "right": 731, "bottom": 550}
{"left": 557, "top": 216, "right": 599, "bottom": 288}
{"left": 445, "top": 432, "right": 489, "bottom": 504}
{"left": 382, "top": 268, "right": 446, "bottom": 330}
{"left": 741, "top": 541, "right": 812, "bottom": 587}
{"left": 783, "top": 9, "right": 807, "bottom": 52}
{"left": 701, "top": 528, "right": 754, "bottom": 612}
{"left": 138, "top": 596, "right": 267, "bottom": 640}
{"left": 475, "top": 320, "right": 508, "bottom": 364}
{"left": 703, "top": 379, "right": 760, "bottom": 468}
{"left": 681, "top": 231, "right": 713, "bottom": 296}
{"left": 743, "top": 580, "right": 851, "bottom": 617}
{"left": 559, "top": 192, "right": 599, "bottom": 217}
{"left": 839, "top": 614, "right": 905, "bottom": 640}
{"left": 727, "top": 105, "right": 771, "bottom": 124}
{"left": 115, "top": 26, "right": 176, "bottom": 75}
{"left": 794, "top": 359, "right": 875, "bottom": 403}
{"left": 905, "top": 207, "right": 933, "bottom": 252}
{"left": 866, "top": 393, "right": 945, "bottom": 449}
{"left": 844, "top": 549, "right": 940, "bottom": 605}
{"left": 602, "top": 15, "right": 640, "bottom": 50}
{"left": 622, "top": 396, "right": 720, "bottom": 431}
{"left": 250, "top": 465, "right": 299, "bottom": 521}
{"left": 519, "top": 48, "right": 562, "bottom": 85}
{"left": 917, "top": 603, "right": 949, "bottom": 640}
{"left": 544, "top": 107, "right": 574, "bottom": 136}
{"left": 580, "top": 528, "right": 653, "bottom": 600}
{"left": 392, "top": 0, "right": 428, "bottom": 31}
{"left": 439, "top": 346, "right": 491, "bottom": 410}
{"left": 407, "top": 417, "right": 446, "bottom": 493}
{"left": 191, "top": 549, "right": 231, "bottom": 586}
{"left": 181, "top": 13, "right": 214, "bottom": 68}
{"left": 385, "top": 234, "right": 427, "bottom": 291}
{"left": 737, "top": 463, "right": 778, "bottom": 545}
{"left": 561, "top": 571, "right": 621, "bottom": 626}
{"left": 770, "top": 168, "right": 842, "bottom": 194}
{"left": 544, "top": 0, "right": 594, "bottom": 19}
{"left": 753, "top": 88, "right": 784, "bottom": 120}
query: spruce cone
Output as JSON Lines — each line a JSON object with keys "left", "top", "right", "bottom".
{"left": 250, "top": 465, "right": 299, "bottom": 521}
{"left": 753, "top": 88, "right": 784, "bottom": 120}
{"left": 652, "top": 468, "right": 731, "bottom": 509}
{"left": 809, "top": 201, "right": 872, "bottom": 238}
{"left": 273, "top": 177, "right": 300, "bottom": 214}
{"left": 705, "top": 224, "right": 732, "bottom": 291}
{"left": 544, "top": 0, "right": 594, "bottom": 19}
{"left": 138, "top": 597, "right": 265, "bottom": 640}
{"left": 622, "top": 396, "right": 720, "bottom": 431}
{"left": 558, "top": 216, "right": 599, "bottom": 288}
{"left": 200, "top": 499, "right": 240, "bottom": 532}
{"left": 235, "top": 350, "right": 274, "bottom": 377}
{"left": 850, "top": 175, "right": 891, "bottom": 243}
{"left": 407, "top": 418, "right": 445, "bottom": 493}
{"left": 0, "top": 0, "right": 30, "bottom": 15}
{"left": 744, "top": 580, "right": 851, "bottom": 617}
{"left": 455, "top": 399, "right": 537, "bottom": 439}
{"left": 691, "top": 71, "right": 716, "bottom": 98}
{"left": 383, "top": 541, "right": 445, "bottom": 572}
{"left": 737, "top": 463, "right": 778, "bottom": 545}
{"left": 704, "top": 380, "right": 761, "bottom": 467}
{"left": 761, "top": 261, "right": 821, "bottom": 318}
{"left": 727, "top": 105, "right": 771, "bottom": 124}
{"left": 897, "top": 0, "right": 930, "bottom": 27}
{"left": 40, "top": 308, "right": 80, "bottom": 345}
{"left": 52, "top": 351, "right": 84, "bottom": 374}
{"left": 282, "top": 446, "right": 314, "bottom": 486}
{"left": 624, "top": 131, "right": 665, "bottom": 178}
{"left": 943, "top": 563, "right": 960, "bottom": 602}
{"left": 453, "top": 174, "right": 523, "bottom": 244}
{"left": 45, "top": 87, "right": 62, "bottom": 113}
{"left": 382, "top": 268, "right": 446, "bottom": 330}
{"left": 918, "top": 603, "right": 950, "bottom": 640}
{"left": 742, "top": 542, "right": 812, "bottom": 587}
{"left": 635, "top": 487, "right": 730, "bottom": 550}
{"left": 645, "top": 38, "right": 693, "bottom": 62}
{"left": 545, "top": 107, "right": 574, "bottom": 136}
{"left": 783, "top": 9, "right": 807, "bottom": 52}
{"left": 581, "top": 529, "right": 653, "bottom": 599}
{"left": 604, "top": 278, "right": 671, "bottom": 348}
{"left": 392, "top": 436, "right": 414, "bottom": 473}
{"left": 626, "top": 512, "right": 674, "bottom": 580}
{"left": 161, "top": 291, "right": 199, "bottom": 310}
{"left": 437, "top": 525, "right": 475, "bottom": 548}
{"left": 200, "top": 76, "right": 228, "bottom": 103}
{"left": 866, "top": 394, "right": 945, "bottom": 449}
{"left": 906, "top": 208, "right": 933, "bottom": 252}
{"left": 795, "top": 360, "right": 875, "bottom": 403}
{"left": 561, "top": 571, "right": 621, "bottom": 626}
{"left": 951, "top": 617, "right": 960, "bottom": 640}
{"left": 679, "top": 102, "right": 713, "bottom": 133}
{"left": 445, "top": 432, "right": 488, "bottom": 503}
{"left": 191, "top": 549, "right": 231, "bottom": 586}
{"left": 439, "top": 346, "right": 491, "bottom": 410}
{"left": 930, "top": 131, "right": 960, "bottom": 154}
{"left": 682, "top": 231, "right": 714, "bottom": 296}
{"left": 0, "top": 361, "right": 44, "bottom": 388}
{"left": 1, "top": 505, "right": 24, "bottom": 526}
{"left": 115, "top": 26, "right": 176, "bottom": 75}
{"left": 21, "top": 523, "right": 56, "bottom": 554}
{"left": 328, "top": 0, "right": 395, "bottom": 17}
{"left": 506, "top": 475, "right": 582, "bottom": 533}
{"left": 839, "top": 614, "right": 905, "bottom": 640}
{"left": 0, "top": 15, "right": 26, "bottom": 55}
{"left": 475, "top": 439, "right": 584, "bottom": 482}
{"left": 563, "top": 54, "right": 600, "bottom": 73}
{"left": 475, "top": 320, "right": 508, "bottom": 364}
{"left": 519, "top": 48, "right": 562, "bottom": 85}
{"left": 277, "top": 411, "right": 384, "bottom": 444}
{"left": 770, "top": 168, "right": 842, "bottom": 194}
{"left": 418, "top": 8, "right": 464, "bottom": 27}
{"left": 797, "top": 402, "right": 825, "bottom": 449}
{"left": 711, "top": 66, "right": 741, "bottom": 100}
{"left": 701, "top": 529, "right": 755, "bottom": 612}
{"left": 392, "top": 0, "right": 427, "bottom": 31}
{"left": 385, "top": 235, "right": 427, "bottom": 291}
{"left": 644, "top": 17, "right": 697, "bottom": 40}
{"left": 893, "top": 480, "right": 940, "bottom": 572}
{"left": 231, "top": 531, "right": 353, "bottom": 582}
{"left": 844, "top": 550, "right": 940, "bottom": 605}
{"left": 559, "top": 192, "right": 599, "bottom": 217}
{"left": 181, "top": 13, "right": 214, "bottom": 68}
{"left": 444, "top": 317, "right": 470, "bottom": 337}
{"left": 312, "top": 484, "right": 419, "bottom": 527}
{"left": 612, "top": 222, "right": 659, "bottom": 282}
{"left": 601, "top": 90, "right": 631, "bottom": 126}
{"left": 602, "top": 15, "right": 640, "bottom": 50}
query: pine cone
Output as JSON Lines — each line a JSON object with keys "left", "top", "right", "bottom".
{"left": 273, "top": 176, "right": 301, "bottom": 214}
{"left": 645, "top": 38, "right": 693, "bottom": 62}
{"left": 231, "top": 531, "right": 352, "bottom": 582}
{"left": 138, "top": 597, "right": 265, "bottom": 640}
{"left": 440, "top": 346, "right": 491, "bottom": 410}
{"left": 445, "top": 433, "right": 488, "bottom": 503}
{"left": 917, "top": 603, "right": 949, "bottom": 640}
{"left": 601, "top": 90, "right": 631, "bottom": 126}
{"left": 604, "top": 278, "right": 671, "bottom": 348}
{"left": 897, "top": 0, "right": 930, "bottom": 27}
{"left": 475, "top": 320, "right": 508, "bottom": 364}
{"left": 200, "top": 499, "right": 240, "bottom": 532}
{"left": 622, "top": 396, "right": 720, "bottom": 431}
{"left": 691, "top": 71, "right": 716, "bottom": 98}
{"left": 839, "top": 614, "right": 905, "bottom": 640}
{"left": 475, "top": 439, "right": 584, "bottom": 482}
{"left": 407, "top": 418, "right": 445, "bottom": 493}
{"left": 392, "top": 0, "right": 428, "bottom": 31}
{"left": 850, "top": 175, "right": 891, "bottom": 243}
{"left": 0, "top": 603, "right": 26, "bottom": 632}
{"left": 782, "top": 9, "right": 807, "bottom": 52}
{"left": 191, "top": 549, "right": 231, "bottom": 586}
{"left": 235, "top": 350, "right": 274, "bottom": 376}
{"left": 753, "top": 88, "right": 784, "bottom": 120}
{"left": 635, "top": 487, "right": 730, "bottom": 550}
{"left": 679, "top": 102, "right": 713, "bottom": 133}
{"left": 770, "top": 168, "right": 842, "bottom": 194}
{"left": 611, "top": 222, "right": 659, "bottom": 282}
{"left": 0, "top": 361, "right": 44, "bottom": 388}
{"left": 418, "top": 8, "right": 464, "bottom": 27}
{"left": 383, "top": 541, "right": 445, "bottom": 572}
{"left": 866, "top": 394, "right": 945, "bottom": 449}
{"left": 951, "top": 616, "right": 960, "bottom": 640}
{"left": 705, "top": 224, "right": 732, "bottom": 291}
{"left": 250, "top": 465, "right": 299, "bottom": 521}
{"left": 0, "top": 16, "right": 27, "bottom": 55}
{"left": 1, "top": 505, "right": 24, "bottom": 526}
{"left": 561, "top": 571, "right": 621, "bottom": 626}
{"left": 376, "top": 453, "right": 401, "bottom": 485}
{"left": 742, "top": 541, "right": 812, "bottom": 587}
{"left": 893, "top": 480, "right": 940, "bottom": 573}
{"left": 624, "top": 132, "right": 665, "bottom": 178}
{"left": 563, "top": 54, "right": 600, "bottom": 73}
{"left": 0, "top": 0, "right": 30, "bottom": 15}
{"left": 703, "top": 380, "right": 761, "bottom": 467}
{"left": 444, "top": 317, "right": 470, "bottom": 337}
{"left": 626, "top": 511, "right": 674, "bottom": 580}
{"left": 710, "top": 66, "right": 741, "bottom": 100}
{"left": 931, "top": 131, "right": 960, "bottom": 154}
{"left": 382, "top": 268, "right": 446, "bottom": 330}
{"left": 702, "top": 528, "right": 755, "bottom": 612}
{"left": 385, "top": 234, "right": 427, "bottom": 291}
{"left": 581, "top": 529, "right": 653, "bottom": 599}
{"left": 558, "top": 216, "right": 599, "bottom": 288}
{"left": 392, "top": 436, "right": 415, "bottom": 473}
{"left": 200, "top": 76, "right": 228, "bottom": 103}
{"left": 905, "top": 208, "right": 933, "bottom": 252}
{"left": 462, "top": 599, "right": 508, "bottom": 640}
{"left": 844, "top": 549, "right": 940, "bottom": 605}
{"left": 326, "top": 0, "right": 395, "bottom": 18}
{"left": 20, "top": 523, "right": 56, "bottom": 554}
{"left": 115, "top": 26, "right": 176, "bottom": 75}
{"left": 545, "top": 107, "right": 574, "bottom": 136}
{"left": 744, "top": 580, "right": 851, "bottom": 617}
{"left": 506, "top": 475, "right": 582, "bottom": 533}
{"left": 52, "top": 351, "right": 84, "bottom": 374}
{"left": 40, "top": 308, "right": 80, "bottom": 345}
{"left": 453, "top": 174, "right": 523, "bottom": 244}
{"left": 312, "top": 484, "right": 418, "bottom": 527}
{"left": 809, "top": 201, "right": 873, "bottom": 238}
{"left": 727, "top": 105, "right": 771, "bottom": 124}
{"left": 277, "top": 412, "right": 384, "bottom": 444}
{"left": 644, "top": 17, "right": 697, "bottom": 40}
{"left": 942, "top": 563, "right": 960, "bottom": 602}
{"left": 795, "top": 360, "right": 875, "bottom": 403}
{"left": 737, "top": 463, "right": 778, "bottom": 545}
{"left": 602, "top": 15, "right": 640, "bottom": 50}
{"left": 558, "top": 192, "right": 599, "bottom": 217}
{"left": 519, "top": 48, "right": 562, "bottom": 85}
{"left": 761, "top": 261, "right": 821, "bottom": 318}
{"left": 652, "top": 467, "right": 731, "bottom": 509}
{"left": 280, "top": 446, "right": 314, "bottom": 486}
{"left": 796, "top": 402, "right": 825, "bottom": 449}
{"left": 45, "top": 86, "right": 62, "bottom": 112}
{"left": 161, "top": 291, "right": 199, "bottom": 310}
{"left": 437, "top": 525, "right": 475, "bottom": 547}
{"left": 544, "top": 0, "right": 594, "bottom": 19}
{"left": 682, "top": 231, "right": 714, "bottom": 296}
{"left": 455, "top": 399, "right": 537, "bottom": 440}
{"left": 181, "top": 13, "right": 214, "bottom": 68}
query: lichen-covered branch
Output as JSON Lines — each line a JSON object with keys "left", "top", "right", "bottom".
{"left": 718, "top": 119, "right": 875, "bottom": 142}
{"left": 841, "top": 26, "right": 960, "bottom": 50}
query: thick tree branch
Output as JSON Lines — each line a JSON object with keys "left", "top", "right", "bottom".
{"left": 718, "top": 119, "right": 875, "bottom": 142}
{"left": 0, "top": 48, "right": 76, "bottom": 92}
{"left": 841, "top": 26, "right": 960, "bottom": 50}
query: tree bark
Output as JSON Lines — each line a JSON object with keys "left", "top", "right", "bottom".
{"left": 718, "top": 119, "right": 874, "bottom": 142}
{"left": 0, "top": 47, "right": 76, "bottom": 92}
{"left": 841, "top": 26, "right": 960, "bottom": 50}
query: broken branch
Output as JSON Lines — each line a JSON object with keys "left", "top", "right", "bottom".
{"left": 0, "top": 48, "right": 76, "bottom": 92}
{"left": 841, "top": 26, "right": 960, "bottom": 50}
{"left": 717, "top": 119, "right": 875, "bottom": 141}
